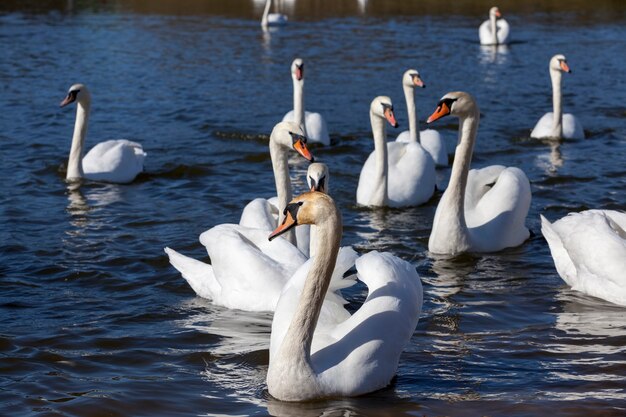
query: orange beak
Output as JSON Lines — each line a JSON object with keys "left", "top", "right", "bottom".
{"left": 560, "top": 61, "right": 571, "bottom": 73}
{"left": 426, "top": 102, "right": 450, "bottom": 124}
{"left": 59, "top": 94, "right": 74, "bottom": 108}
{"left": 295, "top": 67, "right": 303, "bottom": 81}
{"left": 413, "top": 76, "right": 425, "bottom": 88}
{"left": 310, "top": 184, "right": 316, "bottom": 192}
{"left": 384, "top": 108, "right": 399, "bottom": 128}
{"left": 293, "top": 138, "right": 314, "bottom": 162}
{"left": 268, "top": 210, "right": 297, "bottom": 241}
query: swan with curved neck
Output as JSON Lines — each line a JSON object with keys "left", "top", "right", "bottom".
{"left": 267, "top": 191, "right": 422, "bottom": 400}
{"left": 541, "top": 210, "right": 626, "bottom": 306}
{"left": 164, "top": 122, "right": 326, "bottom": 312}
{"left": 531, "top": 54, "right": 585, "bottom": 140}
{"left": 60, "top": 83, "right": 146, "bottom": 184}
{"left": 426, "top": 91, "right": 531, "bottom": 254}
{"left": 357, "top": 96, "right": 435, "bottom": 207}
{"left": 396, "top": 69, "right": 448, "bottom": 166}
{"left": 282, "top": 58, "right": 330, "bottom": 145}
{"left": 479, "top": 6, "right": 509, "bottom": 45}
{"left": 261, "top": 0, "right": 287, "bottom": 28}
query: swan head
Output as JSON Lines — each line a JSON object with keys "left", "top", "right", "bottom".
{"left": 60, "top": 83, "right": 91, "bottom": 108}
{"left": 307, "top": 162, "right": 329, "bottom": 193}
{"left": 371, "top": 96, "right": 399, "bottom": 128}
{"left": 403, "top": 69, "right": 425, "bottom": 89}
{"left": 489, "top": 7, "right": 502, "bottom": 19}
{"left": 291, "top": 58, "right": 304, "bottom": 81}
{"left": 550, "top": 54, "right": 571, "bottom": 74}
{"left": 270, "top": 121, "right": 315, "bottom": 162}
{"left": 268, "top": 192, "right": 338, "bottom": 240}
{"left": 426, "top": 91, "right": 478, "bottom": 123}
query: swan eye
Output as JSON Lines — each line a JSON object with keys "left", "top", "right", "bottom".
{"left": 381, "top": 103, "right": 393, "bottom": 112}
{"left": 440, "top": 97, "right": 458, "bottom": 109}
{"left": 289, "top": 131, "right": 307, "bottom": 144}
{"left": 283, "top": 201, "right": 304, "bottom": 223}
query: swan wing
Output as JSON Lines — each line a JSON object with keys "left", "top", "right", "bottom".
{"left": 198, "top": 223, "right": 307, "bottom": 311}
{"left": 83, "top": 139, "right": 146, "bottom": 183}
{"left": 356, "top": 150, "right": 382, "bottom": 206}
{"left": 562, "top": 113, "right": 585, "bottom": 139}
{"left": 312, "top": 251, "right": 423, "bottom": 396}
{"left": 478, "top": 20, "right": 492, "bottom": 44}
{"left": 387, "top": 141, "right": 436, "bottom": 207}
{"left": 304, "top": 111, "right": 330, "bottom": 145}
{"left": 395, "top": 130, "right": 411, "bottom": 143}
{"left": 239, "top": 197, "right": 278, "bottom": 231}
{"left": 420, "top": 128, "right": 448, "bottom": 166}
{"left": 530, "top": 112, "right": 555, "bottom": 139}
{"left": 466, "top": 166, "right": 531, "bottom": 251}
{"left": 496, "top": 18, "right": 510, "bottom": 44}
{"left": 164, "top": 247, "right": 219, "bottom": 300}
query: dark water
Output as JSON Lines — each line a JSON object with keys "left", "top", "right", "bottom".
{"left": 1, "top": 1, "right": 625, "bottom": 416}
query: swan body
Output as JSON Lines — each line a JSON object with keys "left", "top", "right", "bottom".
{"left": 357, "top": 96, "right": 435, "bottom": 207}
{"left": 267, "top": 192, "right": 423, "bottom": 401}
{"left": 261, "top": 0, "right": 287, "bottom": 28}
{"left": 282, "top": 58, "right": 330, "bottom": 146}
{"left": 426, "top": 92, "right": 531, "bottom": 255}
{"left": 395, "top": 69, "right": 448, "bottom": 166}
{"left": 165, "top": 122, "right": 328, "bottom": 312}
{"left": 60, "top": 83, "right": 146, "bottom": 183}
{"left": 541, "top": 210, "right": 626, "bottom": 306}
{"left": 531, "top": 54, "right": 585, "bottom": 140}
{"left": 479, "top": 7, "right": 510, "bottom": 45}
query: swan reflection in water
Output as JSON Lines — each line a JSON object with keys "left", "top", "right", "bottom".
{"left": 65, "top": 182, "right": 123, "bottom": 236}
{"left": 478, "top": 44, "right": 509, "bottom": 65}
{"left": 535, "top": 139, "right": 564, "bottom": 174}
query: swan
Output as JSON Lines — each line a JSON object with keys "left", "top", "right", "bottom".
{"left": 479, "top": 6, "right": 509, "bottom": 45}
{"left": 357, "top": 96, "right": 435, "bottom": 207}
{"left": 60, "top": 83, "right": 146, "bottom": 183}
{"left": 267, "top": 191, "right": 423, "bottom": 401}
{"left": 541, "top": 210, "right": 626, "bottom": 306}
{"left": 531, "top": 54, "right": 585, "bottom": 140}
{"left": 261, "top": 0, "right": 287, "bottom": 28}
{"left": 396, "top": 69, "right": 448, "bottom": 167}
{"left": 164, "top": 123, "right": 351, "bottom": 312}
{"left": 282, "top": 58, "right": 331, "bottom": 146}
{"left": 426, "top": 91, "right": 531, "bottom": 254}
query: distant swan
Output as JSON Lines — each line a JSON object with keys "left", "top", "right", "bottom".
{"left": 267, "top": 191, "right": 423, "bottom": 401}
{"left": 60, "top": 83, "right": 146, "bottom": 183}
{"left": 261, "top": 0, "right": 287, "bottom": 28}
{"left": 541, "top": 210, "right": 626, "bottom": 306}
{"left": 531, "top": 54, "right": 585, "bottom": 140}
{"left": 282, "top": 58, "right": 330, "bottom": 146}
{"left": 357, "top": 96, "right": 435, "bottom": 207}
{"left": 426, "top": 91, "right": 531, "bottom": 254}
{"left": 479, "top": 6, "right": 509, "bottom": 45}
{"left": 396, "top": 69, "right": 448, "bottom": 166}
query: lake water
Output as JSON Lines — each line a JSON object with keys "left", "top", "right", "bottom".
{"left": 1, "top": 1, "right": 625, "bottom": 416}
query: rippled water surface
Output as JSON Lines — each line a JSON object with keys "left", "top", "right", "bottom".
{"left": 1, "top": 1, "right": 625, "bottom": 416}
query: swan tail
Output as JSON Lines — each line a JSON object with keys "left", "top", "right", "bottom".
{"left": 540, "top": 215, "right": 577, "bottom": 286}
{"left": 164, "top": 247, "right": 220, "bottom": 300}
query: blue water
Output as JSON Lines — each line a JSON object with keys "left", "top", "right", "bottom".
{"left": 1, "top": 3, "right": 625, "bottom": 416}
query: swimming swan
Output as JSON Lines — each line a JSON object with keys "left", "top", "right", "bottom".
{"left": 396, "top": 69, "right": 448, "bottom": 166}
{"left": 357, "top": 96, "right": 435, "bottom": 207}
{"left": 60, "top": 83, "right": 146, "bottom": 183}
{"left": 479, "top": 6, "right": 509, "bottom": 45}
{"left": 426, "top": 91, "right": 531, "bottom": 254}
{"left": 541, "top": 210, "right": 626, "bottom": 306}
{"left": 282, "top": 58, "right": 330, "bottom": 146}
{"left": 531, "top": 54, "right": 585, "bottom": 140}
{"left": 267, "top": 191, "right": 423, "bottom": 400}
{"left": 261, "top": 0, "right": 287, "bottom": 28}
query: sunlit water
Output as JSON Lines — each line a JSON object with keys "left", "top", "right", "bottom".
{"left": 1, "top": 2, "right": 625, "bottom": 416}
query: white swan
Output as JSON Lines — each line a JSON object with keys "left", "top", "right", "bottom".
{"left": 60, "top": 83, "right": 146, "bottom": 183}
{"left": 396, "top": 69, "right": 448, "bottom": 167}
{"left": 426, "top": 92, "right": 531, "bottom": 254}
{"left": 261, "top": 0, "right": 287, "bottom": 28}
{"left": 282, "top": 58, "right": 331, "bottom": 146}
{"left": 357, "top": 96, "right": 435, "bottom": 207}
{"left": 541, "top": 210, "right": 626, "bottom": 306}
{"left": 165, "top": 122, "right": 354, "bottom": 311}
{"left": 267, "top": 191, "right": 423, "bottom": 401}
{"left": 479, "top": 6, "right": 510, "bottom": 45}
{"left": 531, "top": 54, "right": 585, "bottom": 140}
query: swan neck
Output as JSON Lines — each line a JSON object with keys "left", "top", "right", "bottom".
{"left": 447, "top": 114, "right": 478, "bottom": 226}
{"left": 261, "top": 0, "right": 271, "bottom": 27}
{"left": 276, "top": 207, "right": 342, "bottom": 369}
{"left": 67, "top": 102, "right": 89, "bottom": 180}
{"left": 490, "top": 14, "right": 498, "bottom": 44}
{"left": 404, "top": 84, "right": 419, "bottom": 143}
{"left": 270, "top": 139, "right": 295, "bottom": 245}
{"left": 370, "top": 112, "right": 389, "bottom": 206}
{"left": 293, "top": 78, "right": 307, "bottom": 136}
{"left": 550, "top": 69, "right": 563, "bottom": 137}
